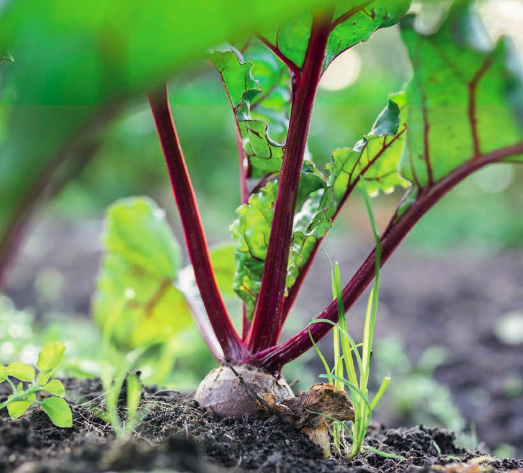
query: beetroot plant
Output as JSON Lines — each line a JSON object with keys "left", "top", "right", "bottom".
{"left": 91, "top": 0, "right": 523, "bottom": 420}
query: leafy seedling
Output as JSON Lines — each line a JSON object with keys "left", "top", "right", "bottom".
{"left": 0, "top": 342, "right": 72, "bottom": 427}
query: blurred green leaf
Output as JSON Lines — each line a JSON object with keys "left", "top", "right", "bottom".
{"left": 399, "top": 4, "right": 523, "bottom": 191}
{"left": 0, "top": 364, "right": 7, "bottom": 382}
{"left": 40, "top": 397, "right": 73, "bottom": 428}
{"left": 6, "top": 362, "right": 35, "bottom": 382}
{"left": 104, "top": 197, "right": 180, "bottom": 278}
{"left": 208, "top": 244, "right": 237, "bottom": 298}
{"left": 36, "top": 342, "right": 66, "bottom": 374}
{"left": 94, "top": 197, "right": 193, "bottom": 350}
{"left": 0, "top": 0, "right": 328, "bottom": 275}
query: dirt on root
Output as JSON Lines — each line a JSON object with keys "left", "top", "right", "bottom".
{"left": 1, "top": 378, "right": 522, "bottom": 473}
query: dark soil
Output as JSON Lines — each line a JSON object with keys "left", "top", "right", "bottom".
{"left": 4, "top": 219, "right": 523, "bottom": 470}
{"left": 1, "top": 378, "right": 522, "bottom": 473}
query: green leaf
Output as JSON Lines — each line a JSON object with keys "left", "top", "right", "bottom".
{"left": 36, "top": 342, "right": 66, "bottom": 373}
{"left": 210, "top": 46, "right": 286, "bottom": 180}
{"left": 40, "top": 397, "right": 73, "bottom": 428}
{"left": 231, "top": 95, "right": 407, "bottom": 316}
{"left": 259, "top": 0, "right": 411, "bottom": 72}
{"left": 42, "top": 379, "right": 66, "bottom": 397}
{"left": 6, "top": 362, "right": 35, "bottom": 382}
{"left": 0, "top": 0, "right": 325, "bottom": 275}
{"left": 6, "top": 393, "right": 36, "bottom": 419}
{"left": 104, "top": 197, "right": 181, "bottom": 279}
{"left": 259, "top": 15, "right": 312, "bottom": 70}
{"left": 241, "top": 119, "right": 285, "bottom": 178}
{"left": 245, "top": 41, "right": 291, "bottom": 141}
{"left": 325, "top": 0, "right": 411, "bottom": 70}
{"left": 93, "top": 197, "right": 193, "bottom": 350}
{"left": 327, "top": 93, "right": 408, "bottom": 200}
{"left": 208, "top": 244, "right": 237, "bottom": 298}
{"left": 231, "top": 181, "right": 277, "bottom": 317}
{"left": 0, "top": 364, "right": 7, "bottom": 382}
{"left": 210, "top": 46, "right": 261, "bottom": 110}
{"left": 399, "top": 5, "right": 523, "bottom": 190}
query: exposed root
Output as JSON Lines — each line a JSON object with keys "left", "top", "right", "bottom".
{"left": 194, "top": 364, "right": 293, "bottom": 418}
{"left": 195, "top": 363, "right": 354, "bottom": 457}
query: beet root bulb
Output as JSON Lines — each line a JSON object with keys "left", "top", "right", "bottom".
{"left": 194, "top": 364, "right": 293, "bottom": 418}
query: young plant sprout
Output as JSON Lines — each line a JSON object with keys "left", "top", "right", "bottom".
{"left": 91, "top": 0, "right": 523, "bottom": 428}
{"left": 309, "top": 189, "right": 393, "bottom": 459}
{"left": 0, "top": 342, "right": 72, "bottom": 428}
{"left": 96, "top": 298, "right": 151, "bottom": 439}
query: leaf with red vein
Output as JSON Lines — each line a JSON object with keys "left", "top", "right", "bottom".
{"left": 399, "top": 4, "right": 523, "bottom": 190}
{"left": 210, "top": 45, "right": 288, "bottom": 180}
{"left": 231, "top": 95, "right": 407, "bottom": 319}
{"left": 259, "top": 0, "right": 411, "bottom": 74}
{"left": 327, "top": 93, "right": 408, "bottom": 202}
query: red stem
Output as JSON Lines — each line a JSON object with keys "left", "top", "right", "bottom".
{"left": 256, "top": 35, "right": 302, "bottom": 78}
{"left": 245, "top": 142, "right": 523, "bottom": 372}
{"left": 245, "top": 13, "right": 334, "bottom": 353}
{"left": 149, "top": 85, "right": 247, "bottom": 360}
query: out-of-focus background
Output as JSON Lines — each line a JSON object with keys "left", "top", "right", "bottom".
{"left": 1, "top": 0, "right": 522, "bottom": 459}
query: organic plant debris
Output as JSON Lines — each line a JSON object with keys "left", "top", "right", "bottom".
{"left": 0, "top": 378, "right": 522, "bottom": 473}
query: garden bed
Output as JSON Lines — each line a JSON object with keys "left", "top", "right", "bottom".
{"left": 1, "top": 378, "right": 522, "bottom": 473}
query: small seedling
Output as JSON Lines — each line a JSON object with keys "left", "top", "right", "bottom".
{"left": 0, "top": 342, "right": 72, "bottom": 428}
{"left": 310, "top": 189, "right": 395, "bottom": 459}
{"left": 95, "top": 294, "right": 149, "bottom": 439}
{"left": 94, "top": 367, "right": 147, "bottom": 440}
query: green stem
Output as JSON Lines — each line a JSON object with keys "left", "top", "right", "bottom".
{"left": 0, "top": 383, "right": 41, "bottom": 410}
